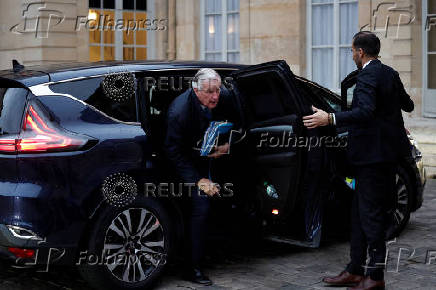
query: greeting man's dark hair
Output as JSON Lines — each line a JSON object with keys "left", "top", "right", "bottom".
{"left": 352, "top": 31, "right": 380, "bottom": 57}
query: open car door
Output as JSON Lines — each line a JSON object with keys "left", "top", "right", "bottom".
{"left": 230, "top": 60, "right": 327, "bottom": 247}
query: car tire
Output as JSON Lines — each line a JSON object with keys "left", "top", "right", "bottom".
{"left": 386, "top": 166, "right": 413, "bottom": 240}
{"left": 78, "top": 197, "right": 173, "bottom": 290}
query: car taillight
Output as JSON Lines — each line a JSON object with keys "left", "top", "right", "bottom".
{"left": 0, "top": 138, "right": 17, "bottom": 152}
{"left": 17, "top": 104, "right": 89, "bottom": 153}
{"left": 8, "top": 247, "right": 35, "bottom": 259}
{"left": 0, "top": 103, "right": 90, "bottom": 154}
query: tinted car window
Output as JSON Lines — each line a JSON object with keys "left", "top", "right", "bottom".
{"left": 294, "top": 78, "right": 341, "bottom": 112}
{"left": 0, "top": 88, "right": 28, "bottom": 134}
{"left": 50, "top": 76, "right": 138, "bottom": 122}
{"left": 346, "top": 84, "right": 356, "bottom": 108}
{"left": 38, "top": 95, "right": 116, "bottom": 125}
{"left": 142, "top": 72, "right": 193, "bottom": 116}
{"left": 140, "top": 69, "right": 236, "bottom": 117}
{"left": 236, "top": 71, "right": 287, "bottom": 122}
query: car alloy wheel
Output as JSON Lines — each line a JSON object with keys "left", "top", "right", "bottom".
{"left": 386, "top": 167, "right": 412, "bottom": 240}
{"left": 79, "top": 198, "right": 173, "bottom": 290}
{"left": 103, "top": 208, "right": 166, "bottom": 283}
{"left": 392, "top": 173, "right": 409, "bottom": 226}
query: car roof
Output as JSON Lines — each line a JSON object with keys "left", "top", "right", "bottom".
{"left": 0, "top": 60, "right": 248, "bottom": 88}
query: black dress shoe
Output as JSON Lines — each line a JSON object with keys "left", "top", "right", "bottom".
{"left": 184, "top": 268, "right": 213, "bottom": 286}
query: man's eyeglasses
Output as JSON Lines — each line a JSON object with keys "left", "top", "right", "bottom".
{"left": 202, "top": 88, "right": 220, "bottom": 95}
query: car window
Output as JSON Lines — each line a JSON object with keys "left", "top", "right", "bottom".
{"left": 139, "top": 69, "right": 236, "bottom": 118}
{"left": 346, "top": 84, "right": 356, "bottom": 108}
{"left": 142, "top": 72, "right": 194, "bottom": 117}
{"left": 236, "top": 71, "right": 288, "bottom": 122}
{"left": 49, "top": 75, "right": 138, "bottom": 123}
{"left": 294, "top": 77, "right": 341, "bottom": 112}
{"left": 341, "top": 70, "right": 359, "bottom": 110}
{"left": 0, "top": 88, "right": 28, "bottom": 134}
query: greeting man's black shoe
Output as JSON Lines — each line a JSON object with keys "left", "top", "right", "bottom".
{"left": 184, "top": 268, "right": 213, "bottom": 286}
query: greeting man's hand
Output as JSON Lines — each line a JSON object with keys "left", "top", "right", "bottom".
{"left": 197, "top": 178, "right": 219, "bottom": 196}
{"left": 208, "top": 143, "right": 230, "bottom": 159}
{"left": 303, "top": 106, "right": 329, "bottom": 129}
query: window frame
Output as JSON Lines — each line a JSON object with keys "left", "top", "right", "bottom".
{"left": 423, "top": 0, "right": 436, "bottom": 116}
{"left": 88, "top": 0, "right": 155, "bottom": 61}
{"left": 306, "top": 0, "right": 358, "bottom": 92}
{"left": 200, "top": 0, "right": 240, "bottom": 62}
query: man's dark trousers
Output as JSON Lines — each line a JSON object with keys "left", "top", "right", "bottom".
{"left": 346, "top": 162, "right": 396, "bottom": 281}
{"left": 164, "top": 89, "right": 213, "bottom": 268}
{"left": 188, "top": 188, "right": 211, "bottom": 267}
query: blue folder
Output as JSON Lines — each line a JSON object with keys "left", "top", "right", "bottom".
{"left": 200, "top": 121, "right": 233, "bottom": 156}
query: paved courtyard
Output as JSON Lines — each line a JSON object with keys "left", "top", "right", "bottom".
{"left": 0, "top": 180, "right": 435, "bottom": 290}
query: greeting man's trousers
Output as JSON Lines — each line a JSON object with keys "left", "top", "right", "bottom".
{"left": 346, "top": 162, "right": 396, "bottom": 281}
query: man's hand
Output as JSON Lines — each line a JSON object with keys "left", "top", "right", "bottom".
{"left": 303, "top": 106, "right": 329, "bottom": 129}
{"left": 197, "top": 178, "right": 219, "bottom": 196}
{"left": 208, "top": 143, "right": 230, "bottom": 159}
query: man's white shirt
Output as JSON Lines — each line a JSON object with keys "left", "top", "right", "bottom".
{"left": 362, "top": 59, "right": 373, "bottom": 70}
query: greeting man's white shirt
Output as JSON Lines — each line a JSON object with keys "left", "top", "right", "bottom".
{"left": 362, "top": 59, "right": 373, "bottom": 70}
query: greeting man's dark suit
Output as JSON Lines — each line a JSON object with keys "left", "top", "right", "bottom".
{"left": 335, "top": 59, "right": 414, "bottom": 280}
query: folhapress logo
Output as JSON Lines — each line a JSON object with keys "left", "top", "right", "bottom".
{"left": 426, "top": 14, "right": 436, "bottom": 31}
{"left": 360, "top": 1, "right": 415, "bottom": 38}
{"left": 10, "top": 2, "right": 65, "bottom": 39}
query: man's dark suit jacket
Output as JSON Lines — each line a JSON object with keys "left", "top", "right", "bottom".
{"left": 164, "top": 89, "right": 211, "bottom": 184}
{"left": 335, "top": 59, "right": 414, "bottom": 165}
{"left": 164, "top": 87, "right": 239, "bottom": 184}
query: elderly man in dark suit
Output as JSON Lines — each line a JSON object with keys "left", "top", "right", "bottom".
{"left": 164, "top": 68, "right": 231, "bottom": 286}
{"left": 303, "top": 31, "right": 414, "bottom": 290}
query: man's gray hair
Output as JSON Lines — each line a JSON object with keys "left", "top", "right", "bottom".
{"left": 192, "top": 68, "right": 221, "bottom": 90}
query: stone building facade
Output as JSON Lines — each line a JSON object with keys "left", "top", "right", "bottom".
{"left": 0, "top": 0, "right": 433, "bottom": 117}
